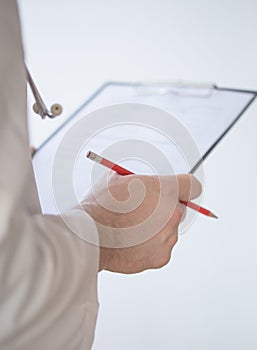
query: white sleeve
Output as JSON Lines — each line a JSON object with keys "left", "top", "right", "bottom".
{"left": 0, "top": 211, "right": 99, "bottom": 350}
{"left": 0, "top": 1, "right": 99, "bottom": 349}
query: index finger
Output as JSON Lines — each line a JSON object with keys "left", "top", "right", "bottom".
{"left": 176, "top": 174, "right": 202, "bottom": 202}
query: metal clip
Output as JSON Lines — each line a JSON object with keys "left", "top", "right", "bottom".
{"left": 26, "top": 65, "right": 63, "bottom": 119}
{"left": 135, "top": 80, "right": 216, "bottom": 98}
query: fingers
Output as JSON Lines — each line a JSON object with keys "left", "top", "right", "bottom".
{"left": 176, "top": 174, "right": 202, "bottom": 202}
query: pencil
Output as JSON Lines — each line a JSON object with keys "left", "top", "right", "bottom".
{"left": 86, "top": 151, "right": 218, "bottom": 219}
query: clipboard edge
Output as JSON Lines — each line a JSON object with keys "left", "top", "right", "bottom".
{"left": 32, "top": 81, "right": 257, "bottom": 171}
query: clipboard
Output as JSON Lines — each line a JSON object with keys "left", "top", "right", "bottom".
{"left": 32, "top": 82, "right": 257, "bottom": 214}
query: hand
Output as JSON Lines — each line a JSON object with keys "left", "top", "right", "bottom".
{"left": 81, "top": 173, "right": 202, "bottom": 274}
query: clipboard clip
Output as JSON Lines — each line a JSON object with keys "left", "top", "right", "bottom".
{"left": 25, "top": 65, "right": 63, "bottom": 119}
{"left": 135, "top": 80, "right": 217, "bottom": 97}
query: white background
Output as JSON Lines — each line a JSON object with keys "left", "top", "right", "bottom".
{"left": 18, "top": 1, "right": 257, "bottom": 349}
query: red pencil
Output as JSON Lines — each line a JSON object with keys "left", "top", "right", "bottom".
{"left": 86, "top": 151, "right": 218, "bottom": 219}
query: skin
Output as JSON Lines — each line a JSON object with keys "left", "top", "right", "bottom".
{"left": 82, "top": 173, "right": 202, "bottom": 274}
{"left": 30, "top": 147, "right": 202, "bottom": 274}
{"left": 30, "top": 146, "right": 201, "bottom": 273}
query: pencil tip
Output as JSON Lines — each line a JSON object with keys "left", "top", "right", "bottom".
{"left": 209, "top": 212, "right": 218, "bottom": 219}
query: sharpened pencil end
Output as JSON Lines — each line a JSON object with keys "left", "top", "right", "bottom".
{"left": 209, "top": 212, "right": 218, "bottom": 219}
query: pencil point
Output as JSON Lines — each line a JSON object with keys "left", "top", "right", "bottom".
{"left": 209, "top": 212, "right": 218, "bottom": 219}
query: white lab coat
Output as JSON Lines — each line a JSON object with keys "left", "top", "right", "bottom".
{"left": 0, "top": 1, "right": 99, "bottom": 349}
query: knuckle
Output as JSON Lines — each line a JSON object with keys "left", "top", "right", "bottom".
{"left": 167, "top": 232, "right": 178, "bottom": 249}
{"left": 171, "top": 233, "right": 179, "bottom": 246}
{"left": 172, "top": 207, "right": 184, "bottom": 224}
{"left": 157, "top": 253, "right": 171, "bottom": 268}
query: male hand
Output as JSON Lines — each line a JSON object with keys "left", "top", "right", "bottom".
{"left": 82, "top": 173, "right": 202, "bottom": 274}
